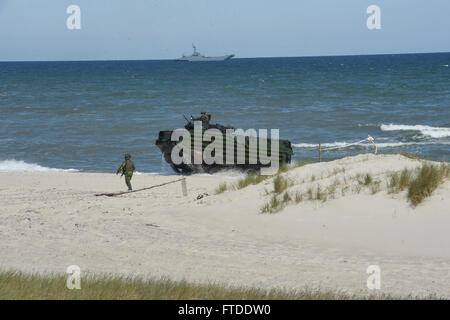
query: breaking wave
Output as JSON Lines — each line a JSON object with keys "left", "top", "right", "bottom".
{"left": 380, "top": 124, "right": 450, "bottom": 138}
{"left": 293, "top": 141, "right": 450, "bottom": 149}
{"left": 293, "top": 142, "right": 361, "bottom": 149}
{"left": 134, "top": 171, "right": 160, "bottom": 175}
{"left": 0, "top": 159, "right": 79, "bottom": 172}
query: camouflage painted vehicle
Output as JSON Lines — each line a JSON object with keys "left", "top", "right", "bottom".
{"left": 155, "top": 116, "right": 294, "bottom": 174}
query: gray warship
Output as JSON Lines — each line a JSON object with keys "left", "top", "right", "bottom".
{"left": 175, "top": 44, "right": 234, "bottom": 62}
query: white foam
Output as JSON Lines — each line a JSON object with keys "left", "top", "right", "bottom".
{"left": 293, "top": 142, "right": 366, "bottom": 148}
{"left": 0, "top": 159, "right": 78, "bottom": 172}
{"left": 293, "top": 140, "right": 450, "bottom": 149}
{"left": 376, "top": 141, "right": 449, "bottom": 147}
{"left": 134, "top": 171, "right": 155, "bottom": 175}
{"left": 380, "top": 124, "right": 450, "bottom": 138}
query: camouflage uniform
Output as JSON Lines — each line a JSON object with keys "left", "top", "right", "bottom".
{"left": 116, "top": 154, "right": 136, "bottom": 191}
{"left": 193, "top": 111, "right": 211, "bottom": 129}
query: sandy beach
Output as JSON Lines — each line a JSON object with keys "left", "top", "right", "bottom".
{"left": 1, "top": 154, "right": 449, "bottom": 298}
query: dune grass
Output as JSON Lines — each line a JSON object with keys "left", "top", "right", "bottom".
{"left": 353, "top": 163, "right": 449, "bottom": 205}
{"left": 370, "top": 181, "right": 381, "bottom": 194}
{"left": 388, "top": 169, "right": 413, "bottom": 194}
{"left": 0, "top": 270, "right": 385, "bottom": 300}
{"left": 363, "top": 174, "right": 372, "bottom": 186}
{"left": 307, "top": 187, "right": 313, "bottom": 200}
{"left": 251, "top": 158, "right": 448, "bottom": 213}
{"left": 273, "top": 175, "right": 289, "bottom": 194}
{"left": 260, "top": 175, "right": 293, "bottom": 213}
{"left": 261, "top": 195, "right": 281, "bottom": 214}
{"left": 408, "top": 164, "right": 449, "bottom": 206}
{"left": 295, "top": 191, "right": 303, "bottom": 203}
{"left": 317, "top": 185, "right": 327, "bottom": 201}
{"left": 215, "top": 183, "right": 228, "bottom": 194}
{"left": 236, "top": 161, "right": 309, "bottom": 190}
{"left": 236, "top": 172, "right": 269, "bottom": 189}
{"left": 282, "top": 191, "right": 292, "bottom": 202}
{"left": 386, "top": 163, "right": 449, "bottom": 205}
{"left": 260, "top": 161, "right": 449, "bottom": 213}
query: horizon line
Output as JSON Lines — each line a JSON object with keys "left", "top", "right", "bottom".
{"left": 1, "top": 50, "right": 449, "bottom": 63}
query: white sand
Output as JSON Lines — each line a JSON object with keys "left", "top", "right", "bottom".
{"left": 1, "top": 154, "right": 449, "bottom": 298}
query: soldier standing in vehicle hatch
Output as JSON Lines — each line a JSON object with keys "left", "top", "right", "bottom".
{"left": 192, "top": 111, "right": 211, "bottom": 129}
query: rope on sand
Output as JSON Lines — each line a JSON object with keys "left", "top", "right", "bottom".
{"left": 95, "top": 178, "right": 186, "bottom": 197}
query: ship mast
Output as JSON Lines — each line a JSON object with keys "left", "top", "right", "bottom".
{"left": 192, "top": 43, "right": 198, "bottom": 55}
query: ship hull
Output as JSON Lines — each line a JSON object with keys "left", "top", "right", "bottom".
{"left": 175, "top": 54, "right": 234, "bottom": 62}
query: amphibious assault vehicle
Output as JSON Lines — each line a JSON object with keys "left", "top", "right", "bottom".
{"left": 155, "top": 116, "right": 294, "bottom": 174}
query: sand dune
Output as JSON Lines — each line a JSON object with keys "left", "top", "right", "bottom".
{"left": 1, "top": 154, "right": 449, "bottom": 298}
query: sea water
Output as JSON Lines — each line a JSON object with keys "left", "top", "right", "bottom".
{"left": 0, "top": 53, "right": 449, "bottom": 173}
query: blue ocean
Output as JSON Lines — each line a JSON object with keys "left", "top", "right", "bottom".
{"left": 0, "top": 53, "right": 449, "bottom": 173}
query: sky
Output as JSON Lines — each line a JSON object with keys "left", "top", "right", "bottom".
{"left": 0, "top": 0, "right": 449, "bottom": 61}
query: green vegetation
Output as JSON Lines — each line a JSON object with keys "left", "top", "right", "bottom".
{"left": 273, "top": 175, "right": 289, "bottom": 194}
{"left": 370, "top": 181, "right": 381, "bottom": 194}
{"left": 327, "top": 179, "right": 340, "bottom": 199}
{"left": 388, "top": 172, "right": 400, "bottom": 192}
{"left": 295, "top": 192, "right": 303, "bottom": 203}
{"left": 239, "top": 163, "right": 306, "bottom": 213}
{"left": 0, "top": 270, "right": 410, "bottom": 300}
{"left": 356, "top": 173, "right": 372, "bottom": 186}
{"left": 282, "top": 192, "right": 292, "bottom": 202}
{"left": 260, "top": 202, "right": 271, "bottom": 213}
{"left": 399, "top": 169, "right": 413, "bottom": 191}
{"left": 236, "top": 172, "right": 269, "bottom": 189}
{"left": 270, "top": 195, "right": 282, "bottom": 211}
{"left": 262, "top": 181, "right": 333, "bottom": 213}
{"left": 235, "top": 161, "right": 310, "bottom": 191}
{"left": 389, "top": 169, "right": 413, "bottom": 194}
{"left": 260, "top": 185, "right": 294, "bottom": 214}
{"left": 408, "top": 164, "right": 449, "bottom": 206}
{"left": 235, "top": 171, "right": 291, "bottom": 193}
{"left": 261, "top": 194, "right": 283, "bottom": 214}
{"left": 277, "top": 163, "right": 290, "bottom": 174}
{"left": 353, "top": 184, "right": 362, "bottom": 194}
{"left": 249, "top": 158, "right": 449, "bottom": 213}
{"left": 315, "top": 185, "right": 326, "bottom": 202}
{"left": 353, "top": 173, "right": 381, "bottom": 194}
{"left": 364, "top": 174, "right": 372, "bottom": 186}
{"left": 387, "top": 163, "right": 449, "bottom": 205}
{"left": 215, "top": 183, "right": 228, "bottom": 194}
{"left": 307, "top": 188, "right": 313, "bottom": 200}
{"left": 341, "top": 185, "right": 349, "bottom": 196}
{"left": 333, "top": 167, "right": 346, "bottom": 175}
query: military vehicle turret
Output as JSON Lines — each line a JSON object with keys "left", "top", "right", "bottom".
{"left": 155, "top": 116, "right": 294, "bottom": 174}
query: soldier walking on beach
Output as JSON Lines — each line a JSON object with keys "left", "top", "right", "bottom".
{"left": 116, "top": 154, "right": 136, "bottom": 191}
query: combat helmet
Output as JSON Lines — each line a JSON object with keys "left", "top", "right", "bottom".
{"left": 124, "top": 153, "right": 131, "bottom": 160}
